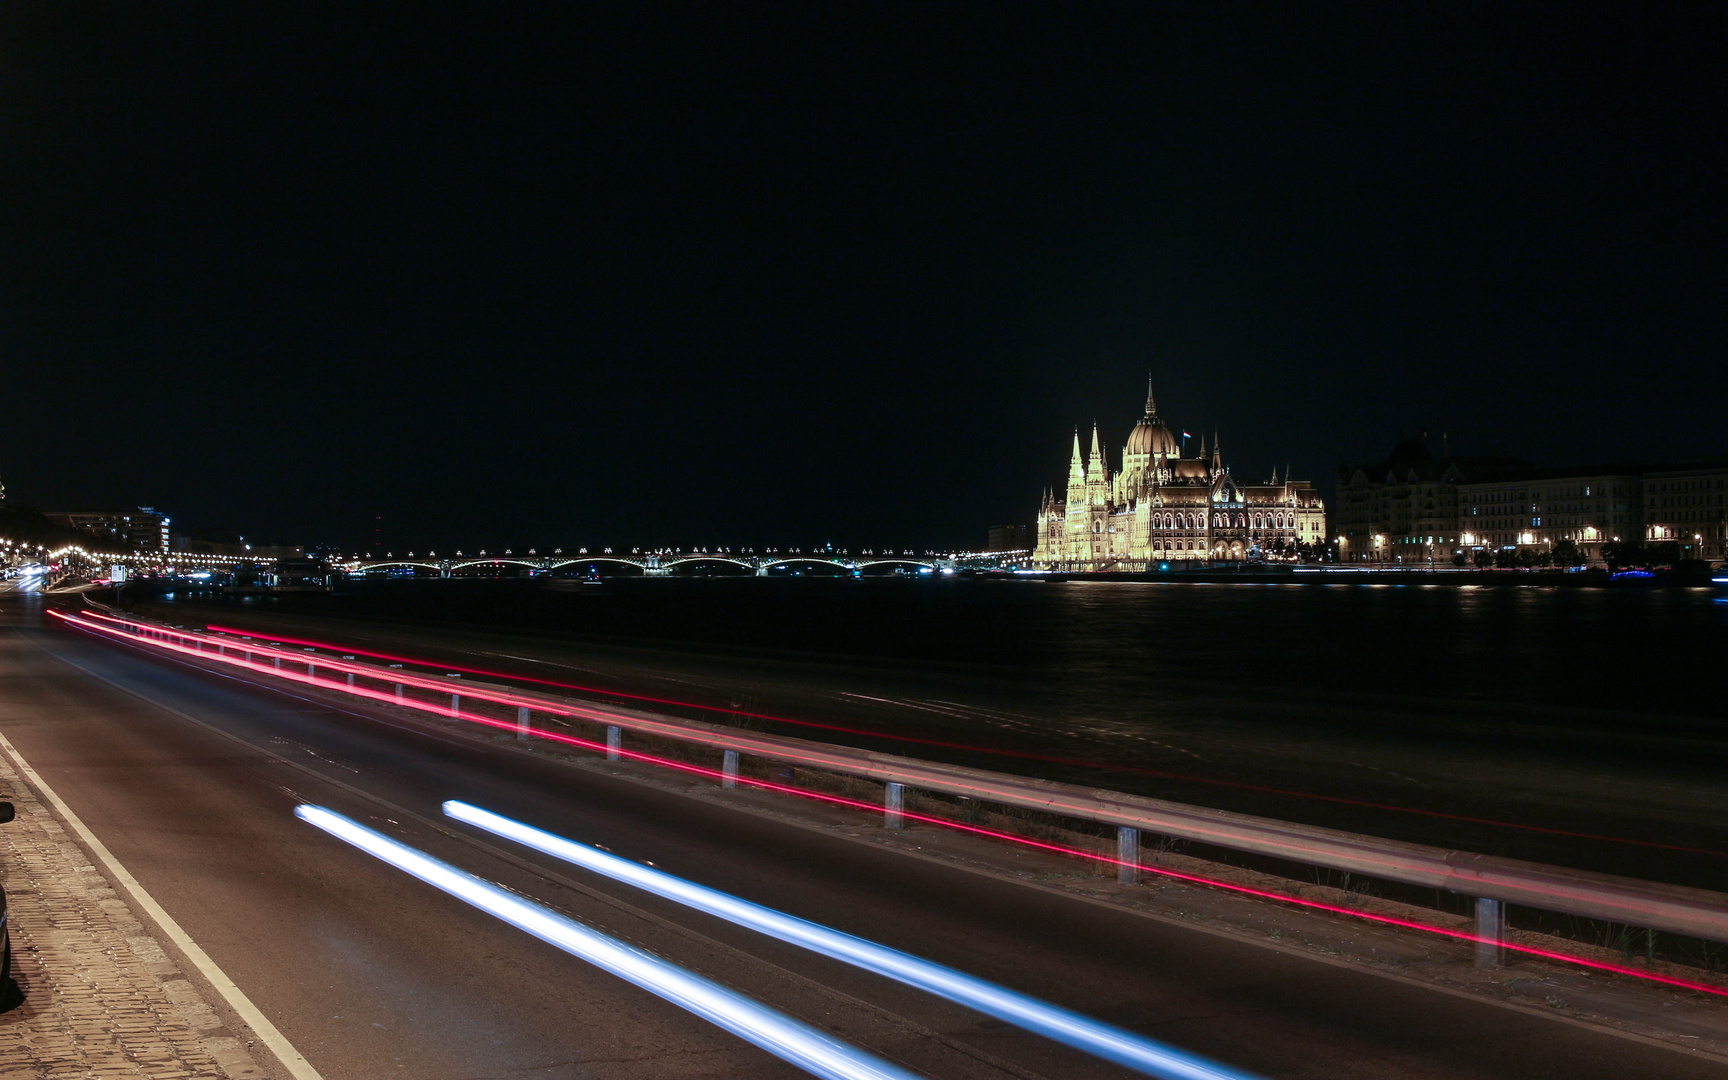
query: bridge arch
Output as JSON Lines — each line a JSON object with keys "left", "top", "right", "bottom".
{"left": 759, "top": 558, "right": 852, "bottom": 576}
{"left": 446, "top": 558, "right": 543, "bottom": 571}
{"left": 345, "top": 561, "right": 441, "bottom": 575}
{"left": 660, "top": 557, "right": 756, "bottom": 576}
{"left": 547, "top": 557, "right": 646, "bottom": 572}
{"left": 853, "top": 559, "right": 934, "bottom": 575}
{"left": 546, "top": 557, "right": 647, "bottom": 577}
{"left": 658, "top": 556, "right": 755, "bottom": 570}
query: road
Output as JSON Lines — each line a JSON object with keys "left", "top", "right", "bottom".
{"left": 1, "top": 588, "right": 1723, "bottom": 1079}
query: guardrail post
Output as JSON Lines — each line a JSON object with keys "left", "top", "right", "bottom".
{"left": 884, "top": 782, "right": 905, "bottom": 829}
{"left": 347, "top": 672, "right": 355, "bottom": 688}
{"left": 1117, "top": 826, "right": 1141, "bottom": 884}
{"left": 722, "top": 750, "right": 739, "bottom": 788}
{"left": 516, "top": 706, "right": 530, "bottom": 740}
{"left": 1475, "top": 898, "right": 1504, "bottom": 967}
{"left": 395, "top": 683, "right": 404, "bottom": 701}
{"left": 450, "top": 693, "right": 461, "bottom": 716}
{"left": 273, "top": 656, "right": 281, "bottom": 670}
{"left": 307, "top": 663, "right": 315, "bottom": 680}
{"left": 606, "top": 725, "right": 621, "bottom": 761}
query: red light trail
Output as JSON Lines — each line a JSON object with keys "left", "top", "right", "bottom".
{"left": 197, "top": 620, "right": 1728, "bottom": 859}
{"left": 49, "top": 606, "right": 1728, "bottom": 1000}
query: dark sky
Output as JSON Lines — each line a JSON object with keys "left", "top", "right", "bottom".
{"left": 3, "top": 5, "right": 1722, "bottom": 551}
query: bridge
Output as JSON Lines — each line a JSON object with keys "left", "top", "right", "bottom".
{"left": 335, "top": 548, "right": 1032, "bottom": 577}
{"left": 14, "top": 539, "right": 1034, "bottom": 581}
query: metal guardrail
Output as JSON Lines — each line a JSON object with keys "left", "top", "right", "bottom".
{"left": 500, "top": 703, "right": 1728, "bottom": 944}
{"left": 70, "top": 605, "right": 1728, "bottom": 951}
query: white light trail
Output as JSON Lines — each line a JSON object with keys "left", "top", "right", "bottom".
{"left": 444, "top": 800, "right": 1260, "bottom": 1080}
{"left": 293, "top": 805, "right": 923, "bottom": 1080}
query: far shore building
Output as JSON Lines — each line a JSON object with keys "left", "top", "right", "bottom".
{"left": 986, "top": 524, "right": 1029, "bottom": 553}
{"left": 1337, "top": 438, "right": 1725, "bottom": 564}
{"left": 43, "top": 507, "right": 170, "bottom": 555}
{"left": 1457, "top": 470, "right": 1642, "bottom": 563}
{"left": 1643, "top": 466, "right": 1728, "bottom": 562}
{"left": 1032, "top": 381, "right": 1326, "bottom": 569}
{"left": 1331, "top": 438, "right": 1523, "bottom": 564}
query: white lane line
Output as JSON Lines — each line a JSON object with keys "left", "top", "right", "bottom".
{"left": 0, "top": 730, "right": 326, "bottom": 1080}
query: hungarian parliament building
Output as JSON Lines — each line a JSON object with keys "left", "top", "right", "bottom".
{"left": 1033, "top": 382, "right": 1327, "bottom": 569}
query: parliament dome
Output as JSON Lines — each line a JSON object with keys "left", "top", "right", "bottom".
{"left": 1125, "top": 379, "right": 1179, "bottom": 458}
{"left": 1125, "top": 416, "right": 1179, "bottom": 458}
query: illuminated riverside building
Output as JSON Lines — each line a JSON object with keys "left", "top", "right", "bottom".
{"left": 1333, "top": 438, "right": 1483, "bottom": 564}
{"left": 1339, "top": 437, "right": 1725, "bottom": 564}
{"left": 1032, "top": 382, "right": 1326, "bottom": 569}
{"left": 1643, "top": 466, "right": 1728, "bottom": 561}
{"left": 1336, "top": 439, "right": 1644, "bottom": 564}
{"left": 44, "top": 507, "right": 171, "bottom": 555}
{"left": 1457, "top": 472, "right": 1641, "bottom": 563}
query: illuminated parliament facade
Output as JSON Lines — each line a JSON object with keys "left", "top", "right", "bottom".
{"left": 1033, "top": 382, "right": 1326, "bottom": 569}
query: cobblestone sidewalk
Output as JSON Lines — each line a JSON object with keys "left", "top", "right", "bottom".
{"left": 0, "top": 748, "right": 266, "bottom": 1079}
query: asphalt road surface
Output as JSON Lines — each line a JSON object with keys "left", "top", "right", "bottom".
{"left": 2, "top": 590, "right": 1722, "bottom": 1079}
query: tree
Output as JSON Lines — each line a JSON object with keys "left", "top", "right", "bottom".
{"left": 1603, "top": 541, "right": 1649, "bottom": 571}
{"left": 1551, "top": 539, "right": 1584, "bottom": 568}
{"left": 1516, "top": 547, "right": 1539, "bottom": 568}
{"left": 1473, "top": 548, "right": 1494, "bottom": 568}
{"left": 1451, "top": 551, "right": 1468, "bottom": 567}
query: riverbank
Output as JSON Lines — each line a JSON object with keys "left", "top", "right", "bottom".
{"left": 1034, "top": 564, "right": 1721, "bottom": 586}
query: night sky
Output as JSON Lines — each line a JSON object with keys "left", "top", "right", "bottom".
{"left": 3, "top": 6, "right": 1722, "bottom": 551}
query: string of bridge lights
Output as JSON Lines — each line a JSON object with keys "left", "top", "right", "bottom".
{"left": 332, "top": 548, "right": 1025, "bottom": 568}
{"left": 7, "top": 533, "right": 1017, "bottom": 573}
{"left": 340, "top": 547, "right": 942, "bottom": 560}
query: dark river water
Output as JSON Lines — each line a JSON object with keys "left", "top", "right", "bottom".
{"left": 152, "top": 578, "right": 1728, "bottom": 890}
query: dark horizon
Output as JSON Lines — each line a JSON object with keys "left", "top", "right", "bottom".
{"left": 3, "top": 6, "right": 1723, "bottom": 551}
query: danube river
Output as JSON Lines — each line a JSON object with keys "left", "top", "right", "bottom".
{"left": 150, "top": 577, "right": 1728, "bottom": 891}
